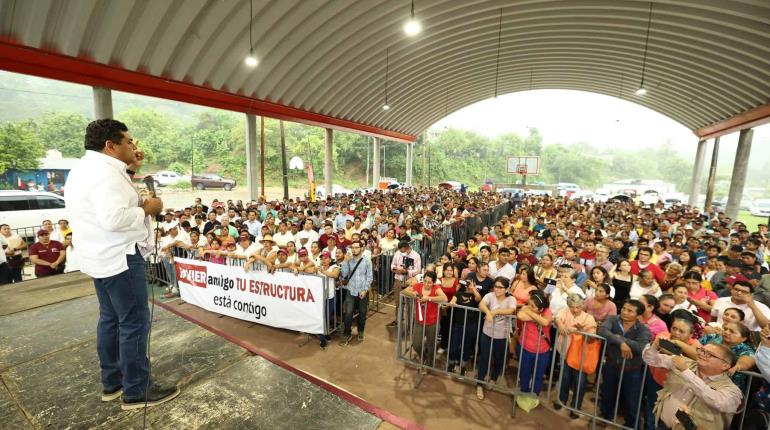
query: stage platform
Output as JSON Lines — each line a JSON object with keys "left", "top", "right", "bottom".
{"left": 0, "top": 274, "right": 576, "bottom": 429}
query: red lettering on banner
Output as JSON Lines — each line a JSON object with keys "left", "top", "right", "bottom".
{"left": 243, "top": 278, "right": 317, "bottom": 303}
{"left": 176, "top": 262, "right": 207, "bottom": 288}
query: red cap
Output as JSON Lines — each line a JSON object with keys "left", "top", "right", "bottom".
{"left": 298, "top": 248, "right": 309, "bottom": 256}
{"left": 37, "top": 229, "right": 50, "bottom": 237}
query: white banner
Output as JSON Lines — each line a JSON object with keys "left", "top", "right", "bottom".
{"left": 174, "top": 258, "right": 325, "bottom": 334}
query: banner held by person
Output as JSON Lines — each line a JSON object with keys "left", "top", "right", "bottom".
{"left": 174, "top": 257, "right": 325, "bottom": 334}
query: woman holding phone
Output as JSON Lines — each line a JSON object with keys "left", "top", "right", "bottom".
{"left": 447, "top": 276, "right": 483, "bottom": 375}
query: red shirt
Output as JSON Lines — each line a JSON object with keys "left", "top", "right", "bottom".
{"left": 440, "top": 277, "right": 459, "bottom": 302}
{"left": 630, "top": 260, "right": 665, "bottom": 284}
{"left": 517, "top": 308, "right": 552, "bottom": 353}
{"left": 517, "top": 253, "right": 538, "bottom": 266}
{"left": 29, "top": 240, "right": 64, "bottom": 277}
{"left": 413, "top": 284, "right": 441, "bottom": 326}
{"left": 687, "top": 288, "right": 718, "bottom": 322}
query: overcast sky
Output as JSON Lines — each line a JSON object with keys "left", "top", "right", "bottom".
{"left": 429, "top": 89, "right": 769, "bottom": 159}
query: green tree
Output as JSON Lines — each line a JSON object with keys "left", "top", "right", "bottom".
{"left": 32, "top": 112, "right": 90, "bottom": 157}
{"left": 0, "top": 121, "right": 45, "bottom": 173}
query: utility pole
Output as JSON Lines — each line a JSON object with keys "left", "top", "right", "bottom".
{"left": 366, "top": 136, "right": 370, "bottom": 188}
{"left": 260, "top": 116, "right": 265, "bottom": 199}
{"left": 280, "top": 120, "right": 288, "bottom": 200}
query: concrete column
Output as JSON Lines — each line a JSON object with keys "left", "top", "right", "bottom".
{"left": 92, "top": 86, "right": 113, "bottom": 119}
{"left": 725, "top": 129, "right": 753, "bottom": 221}
{"left": 688, "top": 139, "right": 707, "bottom": 207}
{"left": 704, "top": 137, "right": 719, "bottom": 213}
{"left": 245, "top": 114, "right": 259, "bottom": 201}
{"left": 405, "top": 143, "right": 413, "bottom": 186}
{"left": 372, "top": 137, "right": 381, "bottom": 187}
{"left": 324, "top": 128, "right": 333, "bottom": 197}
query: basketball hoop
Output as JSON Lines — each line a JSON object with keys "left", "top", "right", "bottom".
{"left": 516, "top": 164, "right": 527, "bottom": 175}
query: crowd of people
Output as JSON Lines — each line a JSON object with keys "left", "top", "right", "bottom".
{"left": 4, "top": 181, "right": 770, "bottom": 429}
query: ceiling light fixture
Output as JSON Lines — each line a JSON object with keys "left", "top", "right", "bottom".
{"left": 636, "top": 2, "right": 654, "bottom": 96}
{"left": 403, "top": 0, "right": 421, "bottom": 36}
{"left": 244, "top": 0, "right": 258, "bottom": 67}
{"left": 493, "top": 8, "right": 503, "bottom": 98}
{"left": 383, "top": 47, "right": 390, "bottom": 111}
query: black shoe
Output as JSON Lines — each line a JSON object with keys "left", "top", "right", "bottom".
{"left": 552, "top": 401, "right": 562, "bottom": 411}
{"left": 320, "top": 336, "right": 328, "bottom": 348}
{"left": 122, "top": 385, "right": 181, "bottom": 410}
{"left": 569, "top": 412, "right": 580, "bottom": 419}
{"left": 101, "top": 386, "right": 123, "bottom": 402}
{"left": 459, "top": 367, "right": 466, "bottom": 377}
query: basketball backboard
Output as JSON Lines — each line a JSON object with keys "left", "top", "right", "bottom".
{"left": 506, "top": 156, "right": 540, "bottom": 175}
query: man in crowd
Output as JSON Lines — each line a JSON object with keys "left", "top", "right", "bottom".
{"left": 711, "top": 280, "right": 770, "bottom": 331}
{"left": 340, "top": 239, "right": 373, "bottom": 345}
{"left": 643, "top": 337, "right": 742, "bottom": 429}
{"left": 632, "top": 246, "right": 666, "bottom": 284}
{"left": 387, "top": 240, "right": 422, "bottom": 327}
{"left": 28, "top": 229, "right": 65, "bottom": 278}
{"left": 598, "top": 299, "right": 652, "bottom": 428}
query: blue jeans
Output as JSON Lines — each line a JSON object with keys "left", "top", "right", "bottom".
{"left": 559, "top": 365, "right": 588, "bottom": 409}
{"left": 517, "top": 344, "right": 552, "bottom": 395}
{"left": 448, "top": 321, "right": 479, "bottom": 365}
{"left": 477, "top": 333, "right": 508, "bottom": 382}
{"left": 342, "top": 290, "right": 367, "bottom": 336}
{"left": 600, "top": 365, "right": 643, "bottom": 428}
{"left": 92, "top": 249, "right": 150, "bottom": 399}
{"left": 162, "top": 258, "right": 177, "bottom": 290}
{"left": 642, "top": 372, "right": 663, "bottom": 430}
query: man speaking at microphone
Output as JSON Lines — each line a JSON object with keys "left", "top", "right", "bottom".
{"left": 65, "top": 119, "right": 180, "bottom": 410}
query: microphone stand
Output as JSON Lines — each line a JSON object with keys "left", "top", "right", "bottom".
{"left": 141, "top": 176, "right": 161, "bottom": 429}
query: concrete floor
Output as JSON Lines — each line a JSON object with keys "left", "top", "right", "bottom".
{"left": 0, "top": 273, "right": 585, "bottom": 429}
{"left": 0, "top": 275, "right": 382, "bottom": 430}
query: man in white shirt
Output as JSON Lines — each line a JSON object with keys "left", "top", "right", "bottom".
{"left": 0, "top": 232, "right": 8, "bottom": 284}
{"left": 231, "top": 233, "right": 258, "bottom": 260}
{"left": 489, "top": 247, "right": 516, "bottom": 281}
{"left": 243, "top": 211, "right": 262, "bottom": 239}
{"left": 64, "top": 119, "right": 179, "bottom": 410}
{"left": 711, "top": 281, "right": 770, "bottom": 331}
{"left": 273, "top": 221, "right": 295, "bottom": 247}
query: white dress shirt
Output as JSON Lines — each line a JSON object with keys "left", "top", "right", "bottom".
{"left": 64, "top": 150, "right": 152, "bottom": 278}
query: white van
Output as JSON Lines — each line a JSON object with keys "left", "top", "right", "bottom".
{"left": 0, "top": 190, "right": 66, "bottom": 237}
{"left": 750, "top": 199, "right": 770, "bottom": 217}
{"left": 153, "top": 170, "right": 182, "bottom": 187}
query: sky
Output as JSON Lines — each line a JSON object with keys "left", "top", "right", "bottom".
{"left": 428, "top": 89, "right": 770, "bottom": 160}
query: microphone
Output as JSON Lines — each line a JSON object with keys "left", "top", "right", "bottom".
{"left": 143, "top": 175, "right": 157, "bottom": 198}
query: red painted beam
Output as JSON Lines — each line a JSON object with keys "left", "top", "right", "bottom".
{"left": 695, "top": 102, "right": 770, "bottom": 140}
{"left": 0, "top": 40, "right": 416, "bottom": 143}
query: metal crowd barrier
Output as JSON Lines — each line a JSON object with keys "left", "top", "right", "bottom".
{"left": 371, "top": 249, "right": 396, "bottom": 313}
{"left": 394, "top": 300, "right": 768, "bottom": 429}
{"left": 395, "top": 294, "right": 518, "bottom": 415}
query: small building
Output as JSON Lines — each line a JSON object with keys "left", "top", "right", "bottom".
{"left": 2, "top": 150, "right": 78, "bottom": 193}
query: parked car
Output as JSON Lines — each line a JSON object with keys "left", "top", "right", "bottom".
{"left": 750, "top": 199, "right": 770, "bottom": 217}
{"left": 191, "top": 174, "right": 236, "bottom": 191}
{"left": 592, "top": 189, "right": 610, "bottom": 202}
{"left": 556, "top": 182, "right": 580, "bottom": 197}
{"left": 153, "top": 170, "right": 183, "bottom": 187}
{"left": 0, "top": 190, "right": 66, "bottom": 237}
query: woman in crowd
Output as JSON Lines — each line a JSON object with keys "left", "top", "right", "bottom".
{"left": 639, "top": 294, "right": 669, "bottom": 339}
{"left": 511, "top": 266, "right": 538, "bottom": 307}
{"left": 678, "top": 250, "right": 696, "bottom": 271}
{"left": 447, "top": 275, "right": 483, "bottom": 375}
{"left": 461, "top": 257, "right": 479, "bottom": 281}
{"left": 585, "top": 283, "right": 617, "bottom": 325}
{"left": 401, "top": 271, "right": 448, "bottom": 371}
{"left": 585, "top": 266, "right": 614, "bottom": 299}
{"left": 651, "top": 240, "right": 672, "bottom": 265}
{"left": 476, "top": 276, "right": 517, "bottom": 400}
{"left": 629, "top": 269, "right": 661, "bottom": 300}
{"left": 703, "top": 307, "right": 745, "bottom": 336}
{"left": 200, "top": 237, "right": 226, "bottom": 265}
{"left": 654, "top": 293, "right": 677, "bottom": 329}
{"left": 670, "top": 284, "right": 699, "bottom": 315}
{"left": 284, "top": 241, "right": 299, "bottom": 266}
{"left": 379, "top": 229, "right": 399, "bottom": 253}
{"left": 438, "top": 263, "right": 460, "bottom": 354}
{"left": 515, "top": 289, "right": 553, "bottom": 401}
{"left": 659, "top": 262, "right": 685, "bottom": 293}
{"left": 610, "top": 259, "right": 634, "bottom": 308}
{"left": 683, "top": 270, "right": 716, "bottom": 323}
{"left": 554, "top": 293, "right": 597, "bottom": 417}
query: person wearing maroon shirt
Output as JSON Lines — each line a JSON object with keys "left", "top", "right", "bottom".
{"left": 28, "top": 229, "right": 65, "bottom": 277}
{"left": 516, "top": 242, "right": 538, "bottom": 266}
{"left": 631, "top": 246, "right": 665, "bottom": 284}
{"left": 318, "top": 223, "right": 337, "bottom": 250}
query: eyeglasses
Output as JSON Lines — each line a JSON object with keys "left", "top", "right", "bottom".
{"left": 493, "top": 285, "right": 505, "bottom": 289}
{"left": 696, "top": 347, "right": 729, "bottom": 364}
{"left": 732, "top": 288, "right": 751, "bottom": 295}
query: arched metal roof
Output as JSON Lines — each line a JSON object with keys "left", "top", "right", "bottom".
{"left": 1, "top": 0, "right": 769, "bottom": 141}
